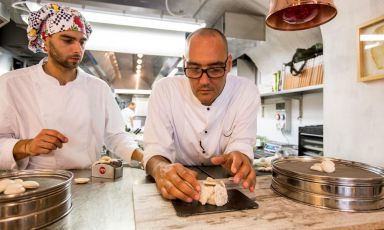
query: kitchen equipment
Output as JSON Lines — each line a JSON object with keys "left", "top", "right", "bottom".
{"left": 171, "top": 189, "right": 258, "bottom": 217}
{"left": 0, "top": 170, "right": 73, "bottom": 229}
{"left": 298, "top": 125, "right": 323, "bottom": 156}
{"left": 271, "top": 156, "right": 384, "bottom": 212}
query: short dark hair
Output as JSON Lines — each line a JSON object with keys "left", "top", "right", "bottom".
{"left": 185, "top": 28, "right": 228, "bottom": 54}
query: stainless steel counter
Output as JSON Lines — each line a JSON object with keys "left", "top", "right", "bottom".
{"left": 48, "top": 168, "right": 149, "bottom": 229}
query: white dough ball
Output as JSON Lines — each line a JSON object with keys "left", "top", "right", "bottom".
{"left": 22, "top": 181, "right": 40, "bottom": 189}
{"left": 4, "top": 183, "right": 25, "bottom": 195}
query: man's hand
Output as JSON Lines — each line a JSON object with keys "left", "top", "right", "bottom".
{"left": 26, "top": 129, "right": 68, "bottom": 156}
{"left": 147, "top": 156, "right": 200, "bottom": 202}
{"left": 211, "top": 151, "right": 256, "bottom": 192}
{"left": 13, "top": 129, "right": 68, "bottom": 161}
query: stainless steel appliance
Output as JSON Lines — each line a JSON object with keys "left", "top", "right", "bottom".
{"left": 299, "top": 125, "right": 323, "bottom": 156}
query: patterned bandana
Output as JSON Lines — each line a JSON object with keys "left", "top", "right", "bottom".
{"left": 27, "top": 3, "right": 92, "bottom": 53}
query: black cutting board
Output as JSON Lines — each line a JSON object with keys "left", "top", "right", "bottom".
{"left": 171, "top": 189, "right": 258, "bottom": 217}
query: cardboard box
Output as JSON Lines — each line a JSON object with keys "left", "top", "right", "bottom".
{"left": 92, "top": 163, "right": 123, "bottom": 179}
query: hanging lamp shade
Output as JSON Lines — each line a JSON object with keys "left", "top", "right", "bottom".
{"left": 265, "top": 0, "right": 337, "bottom": 31}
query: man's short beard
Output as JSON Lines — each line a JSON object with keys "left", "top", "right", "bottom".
{"left": 48, "top": 41, "right": 81, "bottom": 69}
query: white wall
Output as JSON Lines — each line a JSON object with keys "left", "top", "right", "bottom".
{"left": 322, "top": 0, "right": 384, "bottom": 166}
{"left": 257, "top": 93, "right": 323, "bottom": 145}
{"left": 246, "top": 15, "right": 324, "bottom": 144}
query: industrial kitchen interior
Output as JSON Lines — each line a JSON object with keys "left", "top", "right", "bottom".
{"left": 0, "top": 0, "right": 383, "bottom": 229}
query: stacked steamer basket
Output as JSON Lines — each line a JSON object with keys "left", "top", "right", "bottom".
{"left": 0, "top": 170, "right": 73, "bottom": 229}
{"left": 271, "top": 156, "right": 384, "bottom": 212}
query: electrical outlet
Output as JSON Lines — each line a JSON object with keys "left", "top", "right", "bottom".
{"left": 275, "top": 101, "right": 291, "bottom": 132}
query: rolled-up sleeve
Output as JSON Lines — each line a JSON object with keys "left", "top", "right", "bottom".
{"left": 224, "top": 84, "right": 261, "bottom": 161}
{"left": 143, "top": 80, "right": 176, "bottom": 168}
{"left": 103, "top": 88, "right": 138, "bottom": 165}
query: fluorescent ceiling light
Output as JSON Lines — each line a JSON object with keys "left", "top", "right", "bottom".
{"left": 24, "top": 1, "right": 205, "bottom": 32}
{"left": 81, "top": 11, "right": 205, "bottom": 32}
{"left": 86, "top": 23, "right": 186, "bottom": 57}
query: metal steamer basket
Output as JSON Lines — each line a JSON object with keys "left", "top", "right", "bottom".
{"left": 0, "top": 170, "right": 73, "bottom": 229}
{"left": 271, "top": 156, "right": 384, "bottom": 212}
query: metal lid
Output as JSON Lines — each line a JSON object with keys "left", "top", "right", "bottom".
{"left": 271, "top": 156, "right": 384, "bottom": 212}
{"left": 272, "top": 156, "right": 384, "bottom": 186}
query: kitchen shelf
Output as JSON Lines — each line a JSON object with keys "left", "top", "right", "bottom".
{"left": 260, "top": 84, "right": 323, "bottom": 99}
{"left": 260, "top": 85, "right": 323, "bottom": 119}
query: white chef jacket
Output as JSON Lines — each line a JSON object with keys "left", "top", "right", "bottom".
{"left": 143, "top": 74, "right": 261, "bottom": 167}
{"left": 0, "top": 58, "right": 138, "bottom": 170}
{"left": 121, "top": 107, "right": 135, "bottom": 129}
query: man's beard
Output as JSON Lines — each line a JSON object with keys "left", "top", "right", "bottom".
{"left": 48, "top": 42, "right": 82, "bottom": 70}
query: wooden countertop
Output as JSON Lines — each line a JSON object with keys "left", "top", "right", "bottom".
{"left": 48, "top": 167, "right": 384, "bottom": 229}
{"left": 133, "top": 176, "right": 384, "bottom": 230}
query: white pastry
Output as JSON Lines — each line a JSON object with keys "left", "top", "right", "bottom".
{"left": 199, "top": 178, "right": 228, "bottom": 206}
{"left": 100, "top": 156, "right": 112, "bottom": 162}
{"left": 310, "top": 160, "right": 336, "bottom": 173}
{"left": 22, "top": 181, "right": 40, "bottom": 189}
{"left": 4, "top": 183, "right": 25, "bottom": 195}
{"left": 321, "top": 160, "right": 335, "bottom": 173}
{"left": 310, "top": 163, "right": 323, "bottom": 172}
{"left": 0, "top": 179, "right": 15, "bottom": 193}
{"left": 74, "top": 178, "right": 90, "bottom": 184}
{"left": 14, "top": 179, "right": 24, "bottom": 184}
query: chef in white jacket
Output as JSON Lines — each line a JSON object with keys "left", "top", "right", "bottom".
{"left": 0, "top": 3, "right": 142, "bottom": 170}
{"left": 144, "top": 28, "right": 261, "bottom": 203}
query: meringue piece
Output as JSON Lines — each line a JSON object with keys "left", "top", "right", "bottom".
{"left": 74, "top": 178, "right": 90, "bottom": 184}
{"left": 310, "top": 160, "right": 336, "bottom": 173}
{"left": 321, "top": 160, "right": 335, "bottom": 173}
{"left": 199, "top": 178, "right": 228, "bottom": 206}
{"left": 310, "top": 163, "right": 323, "bottom": 172}
{"left": 14, "top": 179, "right": 24, "bottom": 184}
{"left": 22, "top": 181, "right": 40, "bottom": 189}
{"left": 0, "top": 179, "right": 14, "bottom": 193}
{"left": 4, "top": 183, "right": 25, "bottom": 195}
{"left": 100, "top": 156, "right": 112, "bottom": 162}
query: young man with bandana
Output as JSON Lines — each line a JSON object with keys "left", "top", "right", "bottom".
{"left": 144, "top": 28, "right": 261, "bottom": 202}
{"left": 0, "top": 4, "right": 143, "bottom": 170}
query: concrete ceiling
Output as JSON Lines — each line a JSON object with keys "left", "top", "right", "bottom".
{"left": 0, "top": 0, "right": 323, "bottom": 89}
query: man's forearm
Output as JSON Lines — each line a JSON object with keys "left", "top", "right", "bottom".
{"left": 12, "top": 139, "right": 31, "bottom": 161}
{"left": 145, "top": 155, "right": 171, "bottom": 177}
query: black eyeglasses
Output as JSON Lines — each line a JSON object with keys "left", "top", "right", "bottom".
{"left": 183, "top": 57, "right": 228, "bottom": 79}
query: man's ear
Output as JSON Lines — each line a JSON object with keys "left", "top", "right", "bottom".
{"left": 42, "top": 37, "right": 49, "bottom": 52}
{"left": 226, "top": 54, "right": 233, "bottom": 72}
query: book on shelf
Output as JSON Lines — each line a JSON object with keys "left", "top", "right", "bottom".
{"left": 283, "top": 55, "right": 323, "bottom": 90}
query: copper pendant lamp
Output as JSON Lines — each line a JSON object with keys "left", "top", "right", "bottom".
{"left": 265, "top": 0, "right": 337, "bottom": 31}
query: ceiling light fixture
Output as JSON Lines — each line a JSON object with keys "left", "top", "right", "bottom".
{"left": 266, "top": 0, "right": 337, "bottom": 31}
{"left": 137, "top": 54, "right": 144, "bottom": 58}
{"left": 24, "top": 1, "right": 205, "bottom": 32}
{"left": 137, "top": 59, "right": 143, "bottom": 65}
{"left": 81, "top": 11, "right": 205, "bottom": 32}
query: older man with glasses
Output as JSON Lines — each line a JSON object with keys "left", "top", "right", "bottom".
{"left": 143, "top": 28, "right": 261, "bottom": 203}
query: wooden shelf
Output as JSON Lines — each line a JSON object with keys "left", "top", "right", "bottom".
{"left": 260, "top": 84, "right": 323, "bottom": 99}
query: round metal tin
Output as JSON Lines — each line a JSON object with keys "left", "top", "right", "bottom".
{"left": 0, "top": 170, "right": 73, "bottom": 229}
{"left": 271, "top": 156, "right": 384, "bottom": 212}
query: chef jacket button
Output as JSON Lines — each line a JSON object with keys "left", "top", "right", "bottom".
{"left": 207, "top": 107, "right": 210, "bottom": 111}
{"left": 204, "top": 130, "right": 208, "bottom": 134}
